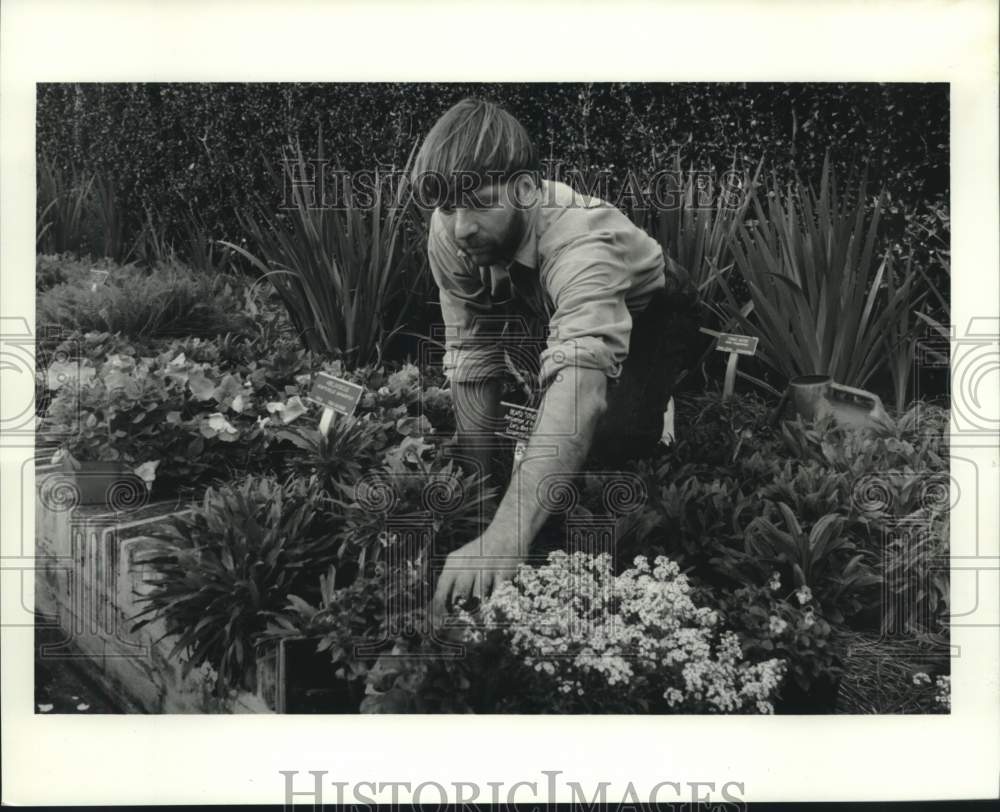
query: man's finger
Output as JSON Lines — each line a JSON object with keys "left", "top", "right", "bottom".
{"left": 451, "top": 569, "right": 475, "bottom": 608}
{"left": 432, "top": 568, "right": 455, "bottom": 621}
{"left": 479, "top": 570, "right": 494, "bottom": 601}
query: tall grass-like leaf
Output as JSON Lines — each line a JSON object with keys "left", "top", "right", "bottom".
{"left": 718, "top": 157, "right": 923, "bottom": 389}
{"left": 132, "top": 475, "right": 340, "bottom": 692}
{"left": 222, "top": 139, "right": 429, "bottom": 366}
{"left": 36, "top": 151, "right": 93, "bottom": 254}
{"left": 883, "top": 253, "right": 928, "bottom": 412}
{"left": 641, "top": 153, "right": 761, "bottom": 302}
{"left": 91, "top": 172, "right": 134, "bottom": 263}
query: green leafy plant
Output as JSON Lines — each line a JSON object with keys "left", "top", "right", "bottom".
{"left": 626, "top": 468, "right": 746, "bottom": 577}
{"left": 716, "top": 158, "right": 921, "bottom": 389}
{"left": 42, "top": 350, "right": 270, "bottom": 492}
{"left": 641, "top": 153, "right": 761, "bottom": 301}
{"left": 332, "top": 441, "right": 496, "bottom": 568}
{"left": 744, "top": 506, "right": 880, "bottom": 623}
{"left": 37, "top": 259, "right": 250, "bottom": 342}
{"left": 90, "top": 171, "right": 136, "bottom": 263}
{"left": 221, "top": 140, "right": 429, "bottom": 365}
{"left": 714, "top": 580, "right": 844, "bottom": 700}
{"left": 758, "top": 460, "right": 846, "bottom": 524}
{"left": 882, "top": 252, "right": 930, "bottom": 413}
{"left": 261, "top": 559, "right": 433, "bottom": 711}
{"left": 133, "top": 475, "right": 341, "bottom": 691}
{"left": 36, "top": 152, "right": 94, "bottom": 255}
{"left": 274, "top": 417, "right": 392, "bottom": 493}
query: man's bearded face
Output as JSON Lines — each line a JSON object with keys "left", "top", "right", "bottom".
{"left": 439, "top": 178, "right": 531, "bottom": 267}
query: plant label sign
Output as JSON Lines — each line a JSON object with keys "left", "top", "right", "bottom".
{"left": 713, "top": 333, "right": 758, "bottom": 401}
{"left": 715, "top": 333, "right": 759, "bottom": 356}
{"left": 310, "top": 372, "right": 364, "bottom": 435}
{"left": 497, "top": 401, "right": 539, "bottom": 464}
{"left": 497, "top": 401, "right": 538, "bottom": 443}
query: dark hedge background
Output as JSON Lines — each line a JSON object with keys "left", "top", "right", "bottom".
{"left": 37, "top": 82, "right": 948, "bottom": 256}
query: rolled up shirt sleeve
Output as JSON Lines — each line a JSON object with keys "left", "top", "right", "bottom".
{"left": 427, "top": 215, "right": 505, "bottom": 383}
{"left": 538, "top": 228, "right": 635, "bottom": 387}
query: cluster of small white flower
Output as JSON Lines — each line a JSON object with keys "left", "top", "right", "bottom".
{"left": 934, "top": 675, "right": 951, "bottom": 711}
{"left": 477, "top": 552, "right": 786, "bottom": 713}
{"left": 911, "top": 672, "right": 951, "bottom": 711}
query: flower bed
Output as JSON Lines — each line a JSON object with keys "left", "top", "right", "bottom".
{"left": 34, "top": 238, "right": 950, "bottom": 714}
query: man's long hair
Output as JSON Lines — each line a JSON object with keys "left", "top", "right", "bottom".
{"left": 410, "top": 97, "right": 540, "bottom": 207}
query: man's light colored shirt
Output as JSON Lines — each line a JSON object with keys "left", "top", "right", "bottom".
{"left": 427, "top": 179, "right": 666, "bottom": 386}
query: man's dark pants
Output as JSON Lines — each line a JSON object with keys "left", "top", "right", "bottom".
{"left": 486, "top": 285, "right": 694, "bottom": 476}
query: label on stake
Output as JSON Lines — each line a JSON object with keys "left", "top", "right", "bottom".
{"left": 495, "top": 401, "right": 538, "bottom": 442}
{"left": 310, "top": 372, "right": 363, "bottom": 436}
{"left": 715, "top": 333, "right": 759, "bottom": 356}
{"left": 309, "top": 372, "right": 363, "bottom": 416}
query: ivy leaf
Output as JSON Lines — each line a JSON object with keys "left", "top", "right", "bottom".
{"left": 188, "top": 371, "right": 216, "bottom": 401}
{"left": 212, "top": 373, "right": 244, "bottom": 403}
{"left": 133, "top": 460, "right": 160, "bottom": 487}
{"left": 267, "top": 396, "right": 308, "bottom": 424}
{"left": 395, "top": 415, "right": 432, "bottom": 437}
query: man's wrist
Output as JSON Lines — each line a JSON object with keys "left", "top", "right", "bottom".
{"left": 482, "top": 526, "right": 525, "bottom": 559}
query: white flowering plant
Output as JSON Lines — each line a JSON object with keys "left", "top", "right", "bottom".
{"left": 384, "top": 551, "right": 787, "bottom": 714}
{"left": 911, "top": 671, "right": 950, "bottom": 713}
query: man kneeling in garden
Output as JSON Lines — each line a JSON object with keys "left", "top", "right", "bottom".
{"left": 414, "top": 98, "right": 690, "bottom": 613}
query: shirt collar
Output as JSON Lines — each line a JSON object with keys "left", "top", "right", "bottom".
{"left": 505, "top": 186, "right": 541, "bottom": 271}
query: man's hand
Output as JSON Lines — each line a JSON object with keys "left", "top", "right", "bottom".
{"left": 432, "top": 367, "right": 609, "bottom": 620}
{"left": 432, "top": 528, "right": 523, "bottom": 619}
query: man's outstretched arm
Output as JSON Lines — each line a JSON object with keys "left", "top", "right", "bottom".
{"left": 432, "top": 365, "right": 607, "bottom": 613}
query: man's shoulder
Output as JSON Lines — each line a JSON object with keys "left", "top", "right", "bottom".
{"left": 537, "top": 180, "right": 636, "bottom": 252}
{"left": 538, "top": 179, "right": 614, "bottom": 215}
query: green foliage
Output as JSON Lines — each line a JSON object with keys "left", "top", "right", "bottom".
{"left": 717, "top": 159, "right": 922, "bottom": 388}
{"left": 37, "top": 258, "right": 250, "bottom": 343}
{"left": 41, "top": 348, "right": 272, "bottom": 491}
{"left": 90, "top": 171, "right": 133, "bottom": 263}
{"left": 782, "top": 407, "right": 950, "bottom": 634}
{"left": 714, "top": 581, "right": 845, "bottom": 696}
{"left": 36, "top": 153, "right": 94, "bottom": 255}
{"left": 743, "top": 508, "right": 879, "bottom": 624}
{"left": 35, "top": 254, "right": 118, "bottom": 293}
{"left": 260, "top": 560, "right": 431, "bottom": 706}
{"left": 331, "top": 442, "right": 496, "bottom": 568}
{"left": 33, "top": 265, "right": 949, "bottom": 706}
{"left": 133, "top": 475, "right": 340, "bottom": 691}
{"left": 37, "top": 83, "right": 948, "bottom": 261}
{"left": 640, "top": 153, "right": 761, "bottom": 300}
{"left": 221, "top": 142, "right": 429, "bottom": 364}
{"left": 274, "top": 418, "right": 391, "bottom": 493}
{"left": 625, "top": 395, "right": 951, "bottom": 635}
